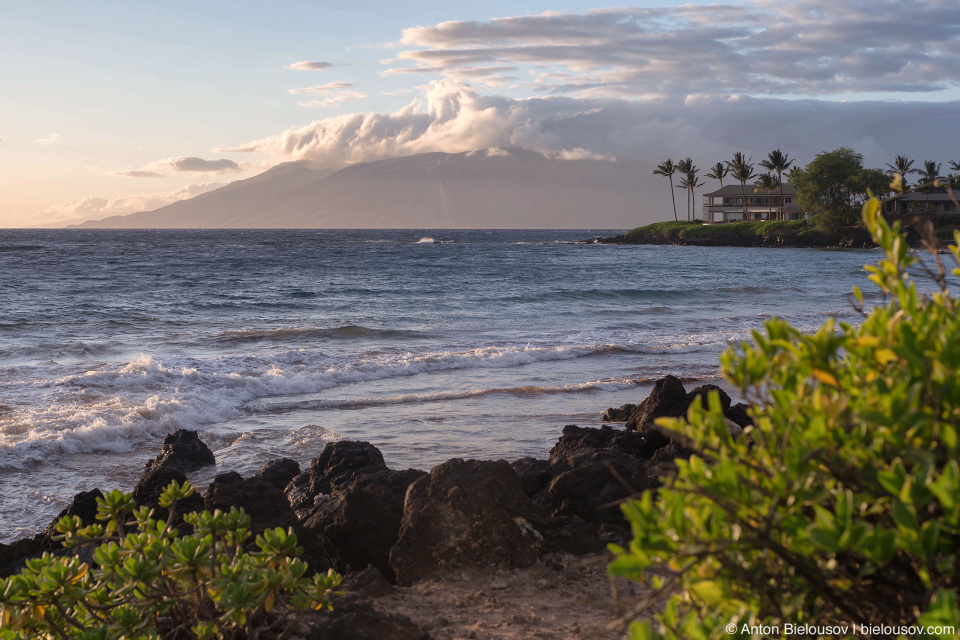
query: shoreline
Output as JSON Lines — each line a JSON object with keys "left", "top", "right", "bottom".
{"left": 0, "top": 376, "right": 749, "bottom": 639}
{"left": 595, "top": 220, "right": 875, "bottom": 248}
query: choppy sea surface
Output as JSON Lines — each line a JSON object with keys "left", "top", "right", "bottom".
{"left": 0, "top": 229, "right": 877, "bottom": 540}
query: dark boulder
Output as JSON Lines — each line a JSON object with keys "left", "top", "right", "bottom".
{"left": 41, "top": 489, "right": 104, "bottom": 545}
{"left": 143, "top": 429, "right": 216, "bottom": 474}
{"left": 388, "top": 459, "right": 545, "bottom": 585}
{"left": 727, "top": 403, "right": 754, "bottom": 428}
{"left": 538, "top": 425, "right": 658, "bottom": 527}
{"left": 0, "top": 537, "right": 43, "bottom": 578}
{"left": 304, "top": 600, "right": 430, "bottom": 640}
{"left": 303, "top": 468, "right": 426, "bottom": 583}
{"left": 341, "top": 564, "right": 395, "bottom": 599}
{"left": 252, "top": 457, "right": 300, "bottom": 490}
{"left": 205, "top": 472, "right": 336, "bottom": 573}
{"left": 286, "top": 441, "right": 388, "bottom": 516}
{"left": 687, "top": 384, "right": 732, "bottom": 414}
{"left": 132, "top": 466, "right": 205, "bottom": 517}
{"left": 624, "top": 376, "right": 689, "bottom": 451}
{"left": 601, "top": 403, "right": 637, "bottom": 422}
{"left": 529, "top": 514, "right": 602, "bottom": 556}
{"left": 510, "top": 457, "right": 549, "bottom": 497}
{"left": 542, "top": 450, "right": 655, "bottom": 527}
{"left": 547, "top": 424, "right": 650, "bottom": 471}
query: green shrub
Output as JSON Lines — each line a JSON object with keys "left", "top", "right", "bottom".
{"left": 610, "top": 193, "right": 960, "bottom": 639}
{"left": 0, "top": 481, "right": 341, "bottom": 639}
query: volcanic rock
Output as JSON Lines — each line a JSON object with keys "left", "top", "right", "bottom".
{"left": 389, "top": 459, "right": 545, "bottom": 586}
{"left": 133, "top": 466, "right": 205, "bottom": 517}
{"left": 287, "top": 441, "right": 388, "bottom": 516}
{"left": 252, "top": 457, "right": 300, "bottom": 490}
{"left": 143, "top": 429, "right": 216, "bottom": 474}
{"left": 686, "top": 384, "right": 732, "bottom": 414}
{"left": 601, "top": 403, "right": 637, "bottom": 422}
{"left": 303, "top": 468, "right": 426, "bottom": 583}
{"left": 510, "top": 457, "right": 549, "bottom": 497}
{"left": 206, "top": 472, "right": 337, "bottom": 573}
{"left": 41, "top": 489, "right": 104, "bottom": 545}
{"left": 624, "top": 376, "right": 689, "bottom": 450}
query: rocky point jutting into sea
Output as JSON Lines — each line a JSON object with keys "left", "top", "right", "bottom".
{"left": 0, "top": 376, "right": 750, "bottom": 640}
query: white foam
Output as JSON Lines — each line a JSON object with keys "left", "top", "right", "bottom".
{"left": 0, "top": 343, "right": 628, "bottom": 469}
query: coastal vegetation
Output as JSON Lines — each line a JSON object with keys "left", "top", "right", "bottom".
{"left": 0, "top": 481, "right": 342, "bottom": 639}
{"left": 610, "top": 193, "right": 960, "bottom": 638}
{"left": 639, "top": 147, "right": 960, "bottom": 246}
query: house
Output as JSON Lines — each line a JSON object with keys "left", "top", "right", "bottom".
{"left": 701, "top": 183, "right": 805, "bottom": 223}
{"left": 883, "top": 192, "right": 958, "bottom": 215}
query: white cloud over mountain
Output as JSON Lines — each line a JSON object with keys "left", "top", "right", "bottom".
{"left": 223, "top": 80, "right": 960, "bottom": 170}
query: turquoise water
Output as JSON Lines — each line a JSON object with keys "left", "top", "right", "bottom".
{"left": 0, "top": 229, "right": 876, "bottom": 539}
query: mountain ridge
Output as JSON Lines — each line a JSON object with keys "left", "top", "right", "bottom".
{"left": 74, "top": 150, "right": 667, "bottom": 229}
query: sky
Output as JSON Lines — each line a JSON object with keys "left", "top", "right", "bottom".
{"left": 2, "top": 0, "right": 959, "bottom": 227}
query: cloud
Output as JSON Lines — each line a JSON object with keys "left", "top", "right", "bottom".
{"left": 222, "top": 80, "right": 960, "bottom": 170}
{"left": 288, "top": 82, "right": 369, "bottom": 107}
{"left": 156, "top": 156, "right": 243, "bottom": 173}
{"left": 36, "top": 133, "right": 60, "bottom": 145}
{"left": 284, "top": 61, "right": 334, "bottom": 71}
{"left": 289, "top": 82, "right": 355, "bottom": 93}
{"left": 39, "top": 182, "right": 223, "bottom": 224}
{"left": 389, "top": 1, "right": 960, "bottom": 97}
{"left": 112, "top": 169, "right": 165, "bottom": 178}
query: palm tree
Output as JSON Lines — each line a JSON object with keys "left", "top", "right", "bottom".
{"left": 753, "top": 173, "right": 779, "bottom": 221}
{"left": 706, "top": 162, "right": 728, "bottom": 187}
{"left": 677, "top": 171, "right": 706, "bottom": 222}
{"left": 675, "top": 158, "right": 694, "bottom": 221}
{"left": 885, "top": 155, "right": 918, "bottom": 188}
{"left": 760, "top": 149, "right": 793, "bottom": 220}
{"left": 726, "top": 152, "right": 755, "bottom": 221}
{"left": 919, "top": 160, "right": 942, "bottom": 186}
{"left": 653, "top": 159, "right": 679, "bottom": 221}
{"left": 950, "top": 160, "right": 960, "bottom": 173}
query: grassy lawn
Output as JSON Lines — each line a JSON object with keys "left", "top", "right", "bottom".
{"left": 623, "top": 220, "right": 815, "bottom": 245}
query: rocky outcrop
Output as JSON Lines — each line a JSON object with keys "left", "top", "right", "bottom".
{"left": 132, "top": 466, "right": 205, "bottom": 517}
{"left": 686, "top": 384, "right": 732, "bottom": 414}
{"left": 41, "top": 489, "right": 104, "bottom": 544}
{"left": 540, "top": 425, "right": 657, "bottom": 527}
{"left": 389, "top": 459, "right": 548, "bottom": 586}
{"left": 0, "top": 537, "right": 44, "bottom": 578}
{"left": 727, "top": 402, "right": 754, "bottom": 429}
{"left": 624, "top": 377, "right": 744, "bottom": 452}
{"left": 144, "top": 429, "right": 216, "bottom": 474}
{"left": 304, "top": 468, "right": 426, "bottom": 583}
{"left": 624, "top": 375, "right": 689, "bottom": 445}
{"left": 510, "top": 457, "right": 549, "bottom": 497}
{"left": 206, "top": 472, "right": 337, "bottom": 573}
{"left": 601, "top": 403, "right": 637, "bottom": 422}
{"left": 287, "top": 441, "right": 388, "bottom": 517}
{"left": 252, "top": 458, "right": 300, "bottom": 490}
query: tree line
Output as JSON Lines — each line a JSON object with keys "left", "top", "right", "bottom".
{"left": 654, "top": 149, "right": 960, "bottom": 228}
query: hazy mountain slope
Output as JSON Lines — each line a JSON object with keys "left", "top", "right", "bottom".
{"left": 76, "top": 150, "right": 669, "bottom": 229}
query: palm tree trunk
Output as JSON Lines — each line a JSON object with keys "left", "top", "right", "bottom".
{"left": 740, "top": 181, "right": 748, "bottom": 221}
{"left": 777, "top": 172, "right": 784, "bottom": 220}
{"left": 668, "top": 176, "right": 677, "bottom": 221}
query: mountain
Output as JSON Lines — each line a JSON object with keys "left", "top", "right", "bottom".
{"left": 75, "top": 150, "right": 669, "bottom": 229}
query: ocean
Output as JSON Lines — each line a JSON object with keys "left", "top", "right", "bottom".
{"left": 0, "top": 229, "right": 876, "bottom": 541}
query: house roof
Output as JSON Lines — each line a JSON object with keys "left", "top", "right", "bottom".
{"left": 703, "top": 183, "right": 797, "bottom": 197}
{"left": 895, "top": 192, "right": 957, "bottom": 202}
